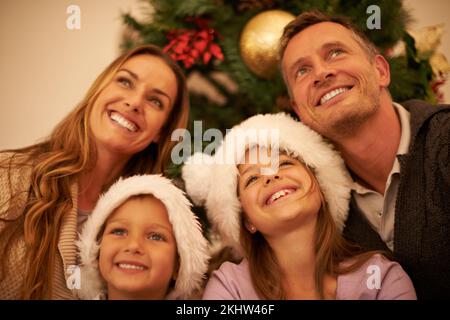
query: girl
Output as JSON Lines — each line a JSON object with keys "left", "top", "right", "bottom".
{"left": 182, "top": 113, "right": 416, "bottom": 300}
{"left": 76, "top": 175, "right": 209, "bottom": 300}
{"left": 0, "top": 44, "right": 189, "bottom": 299}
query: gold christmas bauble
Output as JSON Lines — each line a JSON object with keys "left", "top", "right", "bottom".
{"left": 240, "top": 10, "right": 296, "bottom": 79}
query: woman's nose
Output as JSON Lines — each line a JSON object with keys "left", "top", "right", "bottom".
{"left": 124, "top": 93, "right": 144, "bottom": 113}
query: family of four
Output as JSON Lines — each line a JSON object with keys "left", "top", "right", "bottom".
{"left": 1, "top": 10, "right": 448, "bottom": 300}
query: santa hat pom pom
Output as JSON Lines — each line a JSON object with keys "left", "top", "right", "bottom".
{"left": 182, "top": 152, "right": 215, "bottom": 206}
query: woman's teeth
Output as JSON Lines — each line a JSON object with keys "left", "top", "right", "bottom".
{"left": 110, "top": 112, "right": 137, "bottom": 132}
{"left": 266, "top": 188, "right": 296, "bottom": 205}
{"left": 320, "top": 87, "right": 349, "bottom": 105}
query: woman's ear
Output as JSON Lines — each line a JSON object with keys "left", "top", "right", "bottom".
{"left": 244, "top": 219, "right": 257, "bottom": 234}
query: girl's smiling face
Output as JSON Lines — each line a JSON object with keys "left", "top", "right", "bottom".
{"left": 99, "top": 195, "right": 178, "bottom": 300}
{"left": 238, "top": 150, "right": 322, "bottom": 237}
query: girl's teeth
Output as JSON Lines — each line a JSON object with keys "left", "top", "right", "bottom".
{"left": 118, "top": 263, "right": 145, "bottom": 270}
{"left": 320, "top": 87, "right": 348, "bottom": 105}
{"left": 267, "top": 189, "right": 295, "bottom": 205}
{"left": 110, "top": 112, "right": 137, "bottom": 132}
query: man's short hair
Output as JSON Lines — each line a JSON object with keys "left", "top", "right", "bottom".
{"left": 279, "top": 10, "right": 380, "bottom": 61}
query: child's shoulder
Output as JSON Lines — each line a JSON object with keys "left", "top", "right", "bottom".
{"left": 213, "top": 258, "right": 249, "bottom": 278}
{"left": 342, "top": 253, "right": 401, "bottom": 276}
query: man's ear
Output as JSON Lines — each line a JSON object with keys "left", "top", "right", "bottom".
{"left": 291, "top": 99, "right": 303, "bottom": 121}
{"left": 244, "top": 219, "right": 257, "bottom": 234}
{"left": 291, "top": 99, "right": 298, "bottom": 113}
{"left": 374, "top": 54, "right": 391, "bottom": 87}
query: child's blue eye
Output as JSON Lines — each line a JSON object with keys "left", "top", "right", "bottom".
{"left": 279, "top": 160, "right": 293, "bottom": 167}
{"left": 245, "top": 175, "right": 258, "bottom": 187}
{"left": 111, "top": 228, "right": 126, "bottom": 236}
{"left": 147, "top": 233, "right": 166, "bottom": 241}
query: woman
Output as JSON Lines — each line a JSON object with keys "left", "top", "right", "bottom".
{"left": 0, "top": 44, "right": 189, "bottom": 299}
{"left": 182, "top": 113, "right": 416, "bottom": 299}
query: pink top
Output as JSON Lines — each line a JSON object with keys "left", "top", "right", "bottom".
{"left": 203, "top": 254, "right": 416, "bottom": 300}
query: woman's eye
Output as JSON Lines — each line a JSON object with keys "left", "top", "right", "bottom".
{"left": 147, "top": 233, "right": 166, "bottom": 241}
{"left": 111, "top": 228, "right": 126, "bottom": 236}
{"left": 330, "top": 49, "right": 344, "bottom": 58}
{"left": 147, "top": 97, "right": 163, "bottom": 109}
{"left": 117, "top": 77, "right": 132, "bottom": 88}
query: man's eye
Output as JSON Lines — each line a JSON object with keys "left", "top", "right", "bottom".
{"left": 147, "top": 233, "right": 166, "bottom": 241}
{"left": 117, "top": 77, "right": 132, "bottom": 88}
{"left": 111, "top": 228, "right": 126, "bottom": 236}
{"left": 330, "top": 49, "right": 344, "bottom": 58}
{"left": 296, "top": 67, "right": 309, "bottom": 78}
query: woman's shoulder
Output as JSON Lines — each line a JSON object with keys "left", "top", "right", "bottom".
{"left": 0, "top": 151, "right": 33, "bottom": 166}
{"left": 0, "top": 151, "right": 33, "bottom": 181}
{"left": 0, "top": 151, "right": 34, "bottom": 215}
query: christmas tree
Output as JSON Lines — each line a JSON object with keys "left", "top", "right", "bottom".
{"left": 121, "top": 0, "right": 446, "bottom": 176}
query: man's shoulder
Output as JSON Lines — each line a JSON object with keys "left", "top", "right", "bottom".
{"left": 401, "top": 99, "right": 450, "bottom": 109}
{"left": 400, "top": 99, "right": 450, "bottom": 121}
{"left": 399, "top": 100, "right": 450, "bottom": 141}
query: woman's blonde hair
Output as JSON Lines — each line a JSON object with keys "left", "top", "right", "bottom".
{"left": 239, "top": 161, "right": 383, "bottom": 300}
{"left": 0, "top": 44, "right": 189, "bottom": 299}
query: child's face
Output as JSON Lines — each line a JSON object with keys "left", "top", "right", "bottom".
{"left": 238, "top": 151, "right": 322, "bottom": 237}
{"left": 99, "top": 195, "right": 178, "bottom": 299}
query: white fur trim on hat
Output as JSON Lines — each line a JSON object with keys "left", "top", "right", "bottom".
{"left": 75, "top": 174, "right": 210, "bottom": 300}
{"left": 182, "top": 113, "right": 352, "bottom": 255}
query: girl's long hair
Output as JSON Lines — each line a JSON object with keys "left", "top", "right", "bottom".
{"left": 0, "top": 44, "right": 189, "bottom": 299}
{"left": 240, "top": 166, "right": 383, "bottom": 300}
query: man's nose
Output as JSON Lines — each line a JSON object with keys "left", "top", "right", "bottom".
{"left": 313, "top": 62, "right": 336, "bottom": 87}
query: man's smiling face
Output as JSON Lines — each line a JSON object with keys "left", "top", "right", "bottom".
{"left": 282, "top": 22, "right": 390, "bottom": 139}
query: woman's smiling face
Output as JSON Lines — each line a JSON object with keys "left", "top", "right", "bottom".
{"left": 89, "top": 54, "right": 177, "bottom": 160}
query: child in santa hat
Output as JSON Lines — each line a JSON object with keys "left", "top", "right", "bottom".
{"left": 75, "top": 174, "right": 209, "bottom": 300}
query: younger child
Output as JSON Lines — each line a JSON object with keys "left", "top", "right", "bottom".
{"left": 76, "top": 174, "right": 209, "bottom": 299}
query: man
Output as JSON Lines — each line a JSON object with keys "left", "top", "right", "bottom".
{"left": 279, "top": 10, "right": 450, "bottom": 299}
